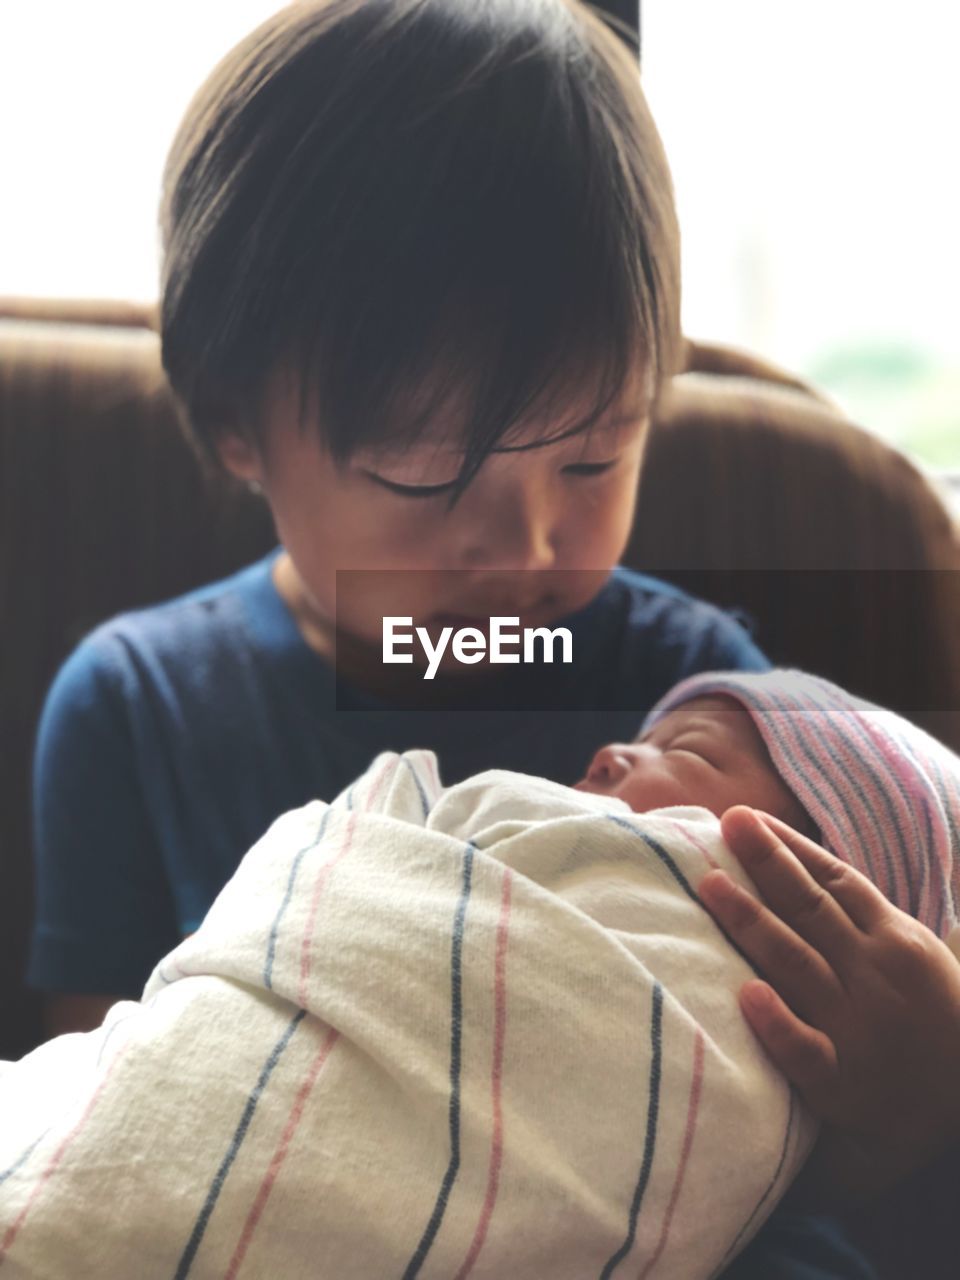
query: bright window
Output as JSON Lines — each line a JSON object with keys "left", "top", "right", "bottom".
{"left": 643, "top": 0, "right": 960, "bottom": 467}
{"left": 0, "top": 3, "right": 279, "bottom": 300}
{"left": 2, "top": 2, "right": 957, "bottom": 467}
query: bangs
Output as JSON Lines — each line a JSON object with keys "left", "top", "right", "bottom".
{"left": 160, "top": 0, "right": 680, "bottom": 472}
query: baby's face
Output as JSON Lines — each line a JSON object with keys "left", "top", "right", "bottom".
{"left": 574, "top": 695, "right": 812, "bottom": 830}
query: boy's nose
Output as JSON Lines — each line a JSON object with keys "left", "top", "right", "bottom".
{"left": 458, "top": 491, "right": 557, "bottom": 572}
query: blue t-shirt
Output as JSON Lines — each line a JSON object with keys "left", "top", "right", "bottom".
{"left": 28, "top": 550, "right": 768, "bottom": 997}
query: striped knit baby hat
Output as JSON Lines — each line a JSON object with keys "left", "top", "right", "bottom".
{"left": 641, "top": 669, "right": 960, "bottom": 939}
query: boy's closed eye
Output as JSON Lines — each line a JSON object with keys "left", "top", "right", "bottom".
{"left": 561, "top": 459, "right": 619, "bottom": 478}
{"left": 363, "top": 472, "right": 459, "bottom": 498}
{"left": 362, "top": 456, "right": 622, "bottom": 498}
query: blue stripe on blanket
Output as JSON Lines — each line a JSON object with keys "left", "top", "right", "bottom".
{"left": 0, "top": 1131, "right": 49, "bottom": 1188}
{"left": 401, "top": 755, "right": 431, "bottom": 819}
{"left": 599, "top": 982, "right": 664, "bottom": 1279}
{"left": 717, "top": 1086, "right": 798, "bottom": 1269}
{"left": 401, "top": 842, "right": 476, "bottom": 1280}
{"left": 263, "top": 807, "right": 333, "bottom": 990}
{"left": 173, "top": 1008, "right": 307, "bottom": 1280}
{"left": 606, "top": 815, "right": 759, "bottom": 976}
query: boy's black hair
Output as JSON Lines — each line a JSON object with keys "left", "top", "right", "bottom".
{"left": 160, "top": 0, "right": 680, "bottom": 493}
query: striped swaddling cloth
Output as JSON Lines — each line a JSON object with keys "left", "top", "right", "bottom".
{"left": 0, "top": 752, "right": 814, "bottom": 1279}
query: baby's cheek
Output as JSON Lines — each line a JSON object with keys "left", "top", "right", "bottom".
{"left": 711, "top": 775, "right": 760, "bottom": 818}
{"left": 620, "top": 765, "right": 697, "bottom": 814}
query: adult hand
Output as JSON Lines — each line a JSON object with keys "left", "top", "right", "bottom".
{"left": 699, "top": 806, "right": 960, "bottom": 1206}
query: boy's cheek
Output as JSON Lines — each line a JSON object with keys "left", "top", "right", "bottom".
{"left": 562, "top": 470, "right": 640, "bottom": 571}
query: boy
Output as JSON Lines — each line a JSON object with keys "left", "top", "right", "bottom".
{"left": 30, "top": 0, "right": 765, "bottom": 1032}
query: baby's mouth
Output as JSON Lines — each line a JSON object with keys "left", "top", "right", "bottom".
{"left": 572, "top": 777, "right": 604, "bottom": 793}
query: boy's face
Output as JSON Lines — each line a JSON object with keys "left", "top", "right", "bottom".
{"left": 219, "top": 365, "right": 651, "bottom": 666}
{"left": 574, "top": 695, "right": 813, "bottom": 832}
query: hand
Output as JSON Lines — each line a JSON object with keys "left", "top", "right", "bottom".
{"left": 699, "top": 806, "right": 960, "bottom": 1205}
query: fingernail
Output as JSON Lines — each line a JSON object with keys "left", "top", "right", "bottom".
{"left": 700, "top": 869, "right": 737, "bottom": 903}
{"left": 741, "top": 981, "right": 772, "bottom": 1012}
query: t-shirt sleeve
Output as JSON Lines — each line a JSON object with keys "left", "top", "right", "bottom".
{"left": 28, "top": 639, "right": 181, "bottom": 998}
{"left": 687, "top": 605, "right": 770, "bottom": 675}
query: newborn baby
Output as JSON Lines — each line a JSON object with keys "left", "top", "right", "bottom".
{"left": 597, "top": 669, "right": 960, "bottom": 942}
{"left": 576, "top": 694, "right": 815, "bottom": 831}
{"left": 1, "top": 671, "right": 957, "bottom": 1280}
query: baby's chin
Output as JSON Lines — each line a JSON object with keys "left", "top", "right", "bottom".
{"left": 571, "top": 782, "right": 707, "bottom": 814}
{"left": 572, "top": 784, "right": 819, "bottom": 834}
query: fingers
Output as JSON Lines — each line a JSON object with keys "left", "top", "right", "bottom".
{"left": 718, "top": 807, "right": 865, "bottom": 963}
{"left": 738, "top": 980, "right": 839, "bottom": 1103}
{"left": 745, "top": 810, "right": 891, "bottom": 932}
{"left": 699, "top": 869, "right": 843, "bottom": 1023}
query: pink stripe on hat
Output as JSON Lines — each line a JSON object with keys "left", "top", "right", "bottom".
{"left": 641, "top": 669, "right": 960, "bottom": 938}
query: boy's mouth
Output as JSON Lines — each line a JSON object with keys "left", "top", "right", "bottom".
{"left": 427, "top": 593, "right": 555, "bottom": 624}
{"left": 430, "top": 612, "right": 491, "bottom": 628}
{"left": 428, "top": 599, "right": 555, "bottom": 631}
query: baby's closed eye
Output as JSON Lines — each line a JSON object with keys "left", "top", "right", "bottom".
{"left": 664, "top": 737, "right": 721, "bottom": 768}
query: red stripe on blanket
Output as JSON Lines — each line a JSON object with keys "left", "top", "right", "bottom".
{"left": 297, "top": 813, "right": 357, "bottom": 1006}
{"left": 297, "top": 757, "right": 398, "bottom": 1006}
{"left": 658, "top": 817, "right": 721, "bottom": 871}
{"left": 637, "top": 1027, "right": 705, "bottom": 1280}
{"left": 223, "top": 1026, "right": 340, "bottom": 1280}
{"left": 224, "top": 756, "right": 396, "bottom": 1273}
{"left": 453, "top": 867, "right": 514, "bottom": 1280}
{"left": 0, "top": 1042, "right": 129, "bottom": 1267}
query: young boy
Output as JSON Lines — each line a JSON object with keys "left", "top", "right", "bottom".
{"left": 5, "top": 668, "right": 956, "bottom": 1277}
{"left": 29, "top": 0, "right": 766, "bottom": 1034}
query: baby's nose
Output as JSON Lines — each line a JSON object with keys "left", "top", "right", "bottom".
{"left": 584, "top": 744, "right": 635, "bottom": 786}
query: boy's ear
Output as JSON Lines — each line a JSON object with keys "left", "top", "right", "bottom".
{"left": 191, "top": 391, "right": 264, "bottom": 482}
{"left": 214, "top": 430, "right": 263, "bottom": 484}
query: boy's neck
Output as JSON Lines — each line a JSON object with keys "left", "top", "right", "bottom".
{"left": 272, "top": 551, "right": 336, "bottom": 662}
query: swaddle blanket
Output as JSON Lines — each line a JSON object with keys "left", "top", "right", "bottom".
{"left": 0, "top": 751, "right": 814, "bottom": 1279}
